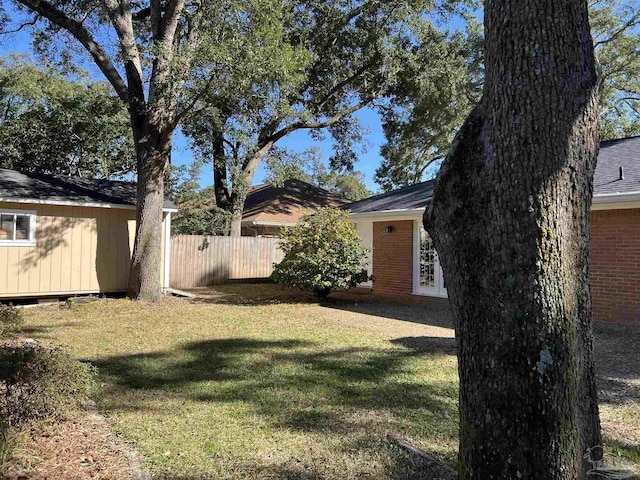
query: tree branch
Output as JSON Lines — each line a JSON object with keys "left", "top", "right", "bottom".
{"left": 0, "top": 15, "right": 40, "bottom": 34}
{"left": 13, "top": 0, "right": 130, "bottom": 103}
{"left": 158, "top": 0, "right": 185, "bottom": 48}
{"left": 169, "top": 74, "right": 216, "bottom": 131}
{"left": 104, "top": 0, "right": 143, "bottom": 77}
{"left": 253, "top": 98, "right": 373, "bottom": 166}
{"left": 594, "top": 13, "right": 640, "bottom": 48}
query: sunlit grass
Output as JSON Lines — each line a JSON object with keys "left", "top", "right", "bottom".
{"left": 23, "top": 286, "right": 459, "bottom": 479}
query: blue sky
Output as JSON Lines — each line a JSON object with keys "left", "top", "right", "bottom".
{"left": 1, "top": 4, "right": 473, "bottom": 193}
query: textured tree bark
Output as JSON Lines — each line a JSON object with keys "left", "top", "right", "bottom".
{"left": 127, "top": 108, "right": 170, "bottom": 302}
{"left": 423, "top": 1, "right": 602, "bottom": 478}
{"left": 228, "top": 195, "right": 245, "bottom": 238}
{"left": 227, "top": 149, "right": 267, "bottom": 237}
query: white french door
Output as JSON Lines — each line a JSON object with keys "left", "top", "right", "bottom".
{"left": 413, "top": 222, "right": 447, "bottom": 297}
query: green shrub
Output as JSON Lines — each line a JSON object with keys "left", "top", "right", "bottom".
{"left": 0, "top": 306, "right": 22, "bottom": 339}
{"left": 272, "top": 207, "right": 370, "bottom": 298}
{"left": 0, "top": 340, "right": 95, "bottom": 429}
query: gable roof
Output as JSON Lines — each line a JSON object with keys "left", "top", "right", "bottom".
{"left": 0, "top": 169, "right": 177, "bottom": 211}
{"left": 593, "top": 135, "right": 640, "bottom": 196}
{"left": 345, "top": 135, "right": 640, "bottom": 215}
{"left": 242, "top": 179, "right": 348, "bottom": 225}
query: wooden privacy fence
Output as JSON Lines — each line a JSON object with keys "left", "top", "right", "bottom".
{"left": 170, "top": 235, "right": 284, "bottom": 288}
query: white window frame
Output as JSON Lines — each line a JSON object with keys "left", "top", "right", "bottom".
{"left": 0, "top": 209, "right": 37, "bottom": 247}
{"left": 413, "top": 221, "right": 447, "bottom": 298}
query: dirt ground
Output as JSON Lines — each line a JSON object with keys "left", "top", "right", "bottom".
{"left": 4, "top": 410, "right": 149, "bottom": 480}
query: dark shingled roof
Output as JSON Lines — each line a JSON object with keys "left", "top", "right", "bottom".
{"left": 0, "top": 169, "right": 177, "bottom": 210}
{"left": 344, "top": 179, "right": 435, "bottom": 214}
{"left": 242, "top": 179, "right": 347, "bottom": 224}
{"left": 345, "top": 136, "right": 640, "bottom": 214}
{"left": 593, "top": 135, "right": 640, "bottom": 196}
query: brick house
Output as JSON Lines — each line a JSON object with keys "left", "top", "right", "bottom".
{"left": 345, "top": 136, "right": 640, "bottom": 325}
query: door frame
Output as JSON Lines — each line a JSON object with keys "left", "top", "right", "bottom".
{"left": 412, "top": 220, "right": 448, "bottom": 298}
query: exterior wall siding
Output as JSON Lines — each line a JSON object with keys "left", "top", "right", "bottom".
{"left": 0, "top": 202, "right": 167, "bottom": 298}
{"left": 590, "top": 208, "right": 640, "bottom": 325}
{"left": 372, "top": 220, "right": 414, "bottom": 296}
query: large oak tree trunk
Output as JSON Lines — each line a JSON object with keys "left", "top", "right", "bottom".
{"left": 127, "top": 111, "right": 170, "bottom": 302}
{"left": 424, "top": 1, "right": 602, "bottom": 478}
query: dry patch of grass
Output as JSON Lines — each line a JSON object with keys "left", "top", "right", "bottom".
{"left": 4, "top": 411, "right": 146, "bottom": 480}
{"left": 594, "top": 323, "right": 640, "bottom": 474}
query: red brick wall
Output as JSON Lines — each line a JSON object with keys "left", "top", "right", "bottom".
{"left": 590, "top": 208, "right": 640, "bottom": 325}
{"left": 372, "top": 220, "right": 414, "bottom": 295}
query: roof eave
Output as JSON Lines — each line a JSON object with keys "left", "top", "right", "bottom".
{"left": 591, "top": 191, "right": 640, "bottom": 210}
{"left": 347, "top": 207, "right": 426, "bottom": 219}
{"left": 241, "top": 220, "right": 297, "bottom": 227}
{"left": 0, "top": 196, "right": 178, "bottom": 213}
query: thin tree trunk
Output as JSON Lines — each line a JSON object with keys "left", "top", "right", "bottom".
{"left": 229, "top": 195, "right": 245, "bottom": 237}
{"left": 424, "top": 1, "right": 602, "bottom": 478}
{"left": 127, "top": 112, "right": 170, "bottom": 302}
{"left": 227, "top": 148, "right": 269, "bottom": 237}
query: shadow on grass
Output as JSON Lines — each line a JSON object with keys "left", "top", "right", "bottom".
{"left": 322, "top": 296, "right": 454, "bottom": 330}
{"left": 187, "top": 284, "right": 318, "bottom": 306}
{"left": 602, "top": 437, "right": 640, "bottom": 478}
{"left": 391, "top": 337, "right": 457, "bottom": 356}
{"left": 20, "top": 320, "right": 92, "bottom": 339}
{"left": 593, "top": 323, "right": 640, "bottom": 406}
{"left": 89, "top": 337, "right": 458, "bottom": 425}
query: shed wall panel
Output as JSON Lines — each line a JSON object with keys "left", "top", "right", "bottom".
{"left": 0, "top": 202, "right": 167, "bottom": 298}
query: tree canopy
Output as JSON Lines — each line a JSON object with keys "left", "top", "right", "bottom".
{"left": 591, "top": 0, "right": 640, "bottom": 139}
{"left": 264, "top": 147, "right": 371, "bottom": 201}
{"left": 0, "top": 56, "right": 135, "bottom": 178}
{"left": 183, "top": 0, "right": 472, "bottom": 234}
{"left": 374, "top": 20, "right": 482, "bottom": 191}
{"left": 375, "top": 0, "right": 640, "bottom": 191}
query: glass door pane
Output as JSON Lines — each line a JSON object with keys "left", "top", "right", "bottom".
{"left": 420, "top": 228, "right": 436, "bottom": 288}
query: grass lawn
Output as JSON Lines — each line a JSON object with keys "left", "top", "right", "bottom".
{"left": 21, "top": 284, "right": 639, "bottom": 479}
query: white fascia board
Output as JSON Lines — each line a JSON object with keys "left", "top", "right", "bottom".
{"left": 591, "top": 191, "right": 640, "bottom": 210}
{"left": 345, "top": 191, "right": 640, "bottom": 219}
{"left": 347, "top": 207, "right": 426, "bottom": 221}
{"left": 0, "top": 197, "right": 178, "bottom": 213}
{"left": 242, "top": 220, "right": 297, "bottom": 227}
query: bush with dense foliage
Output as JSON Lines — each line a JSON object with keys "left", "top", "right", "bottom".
{"left": 0, "top": 340, "right": 95, "bottom": 428}
{"left": 0, "top": 306, "right": 22, "bottom": 339}
{"left": 272, "top": 208, "right": 370, "bottom": 298}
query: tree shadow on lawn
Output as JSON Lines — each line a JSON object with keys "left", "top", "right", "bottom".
{"left": 188, "top": 284, "right": 319, "bottom": 306}
{"left": 154, "top": 442, "right": 458, "bottom": 480}
{"left": 322, "top": 295, "right": 454, "bottom": 330}
{"left": 89, "top": 338, "right": 458, "bottom": 467}
{"left": 593, "top": 323, "right": 640, "bottom": 405}
{"left": 90, "top": 338, "right": 457, "bottom": 414}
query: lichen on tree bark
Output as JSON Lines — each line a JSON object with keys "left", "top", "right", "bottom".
{"left": 423, "top": 0, "right": 602, "bottom": 478}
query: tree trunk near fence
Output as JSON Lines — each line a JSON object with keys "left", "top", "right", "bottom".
{"left": 423, "top": 0, "right": 602, "bottom": 478}
{"left": 127, "top": 109, "right": 170, "bottom": 302}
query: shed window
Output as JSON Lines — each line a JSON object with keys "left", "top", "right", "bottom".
{"left": 0, "top": 210, "right": 36, "bottom": 245}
